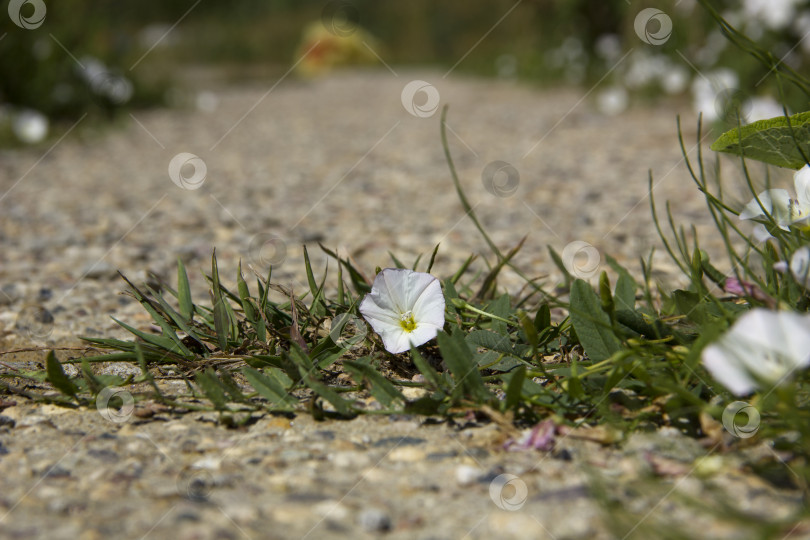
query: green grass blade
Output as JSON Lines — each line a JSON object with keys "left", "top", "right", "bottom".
{"left": 177, "top": 259, "right": 193, "bottom": 321}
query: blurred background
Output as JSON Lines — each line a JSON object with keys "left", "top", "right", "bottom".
{"left": 1, "top": 0, "right": 808, "bottom": 146}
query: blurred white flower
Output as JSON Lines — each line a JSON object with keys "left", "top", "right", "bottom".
{"left": 594, "top": 34, "right": 622, "bottom": 62}
{"left": 12, "top": 109, "right": 48, "bottom": 144}
{"left": 660, "top": 66, "right": 689, "bottom": 95}
{"left": 691, "top": 68, "right": 738, "bottom": 123}
{"left": 740, "top": 165, "right": 810, "bottom": 232}
{"left": 596, "top": 86, "right": 629, "bottom": 116}
{"left": 196, "top": 91, "right": 219, "bottom": 113}
{"left": 702, "top": 308, "right": 810, "bottom": 395}
{"left": 359, "top": 268, "right": 445, "bottom": 354}
{"left": 624, "top": 51, "right": 667, "bottom": 89}
{"left": 78, "top": 56, "right": 133, "bottom": 104}
{"left": 747, "top": 97, "right": 784, "bottom": 123}
{"left": 743, "top": 0, "right": 801, "bottom": 31}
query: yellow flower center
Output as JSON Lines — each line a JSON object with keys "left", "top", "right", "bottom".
{"left": 399, "top": 311, "right": 417, "bottom": 333}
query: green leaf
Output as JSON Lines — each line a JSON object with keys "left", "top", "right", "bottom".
{"left": 548, "top": 245, "right": 572, "bottom": 286}
{"left": 503, "top": 365, "right": 526, "bottom": 412}
{"left": 437, "top": 330, "right": 491, "bottom": 402}
{"left": 487, "top": 294, "right": 510, "bottom": 335}
{"left": 303, "top": 245, "right": 327, "bottom": 318}
{"left": 410, "top": 346, "right": 446, "bottom": 392}
{"left": 344, "top": 358, "right": 405, "bottom": 408}
{"left": 177, "top": 259, "right": 193, "bottom": 321}
{"left": 569, "top": 279, "right": 621, "bottom": 362}
{"left": 111, "top": 317, "right": 184, "bottom": 354}
{"left": 710, "top": 111, "right": 810, "bottom": 169}
{"left": 466, "top": 329, "right": 513, "bottom": 354}
{"left": 217, "top": 370, "right": 248, "bottom": 403}
{"left": 242, "top": 367, "right": 296, "bottom": 407}
{"left": 195, "top": 369, "right": 229, "bottom": 410}
{"left": 426, "top": 243, "right": 440, "bottom": 273}
{"left": 45, "top": 351, "right": 78, "bottom": 398}
{"left": 211, "top": 250, "right": 229, "bottom": 351}
{"left": 534, "top": 303, "right": 551, "bottom": 332}
{"left": 614, "top": 273, "right": 637, "bottom": 311}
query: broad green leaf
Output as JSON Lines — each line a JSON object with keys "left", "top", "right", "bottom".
{"left": 614, "top": 273, "right": 637, "bottom": 311}
{"left": 195, "top": 369, "right": 229, "bottom": 410}
{"left": 503, "top": 365, "right": 526, "bottom": 412}
{"left": 710, "top": 111, "right": 810, "bottom": 169}
{"left": 487, "top": 294, "right": 510, "bottom": 335}
{"left": 217, "top": 370, "right": 248, "bottom": 403}
{"left": 569, "top": 279, "right": 621, "bottom": 362}
{"left": 45, "top": 351, "right": 78, "bottom": 398}
{"left": 242, "top": 367, "right": 296, "bottom": 407}
{"left": 344, "top": 358, "right": 405, "bottom": 408}
{"left": 534, "top": 303, "right": 551, "bottom": 332}
{"left": 410, "top": 346, "right": 446, "bottom": 392}
{"left": 466, "top": 329, "right": 514, "bottom": 355}
{"left": 437, "top": 330, "right": 491, "bottom": 402}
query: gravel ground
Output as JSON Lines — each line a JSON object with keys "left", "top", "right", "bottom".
{"left": 0, "top": 70, "right": 804, "bottom": 539}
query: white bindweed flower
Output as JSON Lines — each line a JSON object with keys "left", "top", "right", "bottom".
{"left": 702, "top": 308, "right": 810, "bottom": 396}
{"left": 12, "top": 109, "right": 48, "bottom": 144}
{"left": 359, "top": 268, "right": 445, "bottom": 354}
{"left": 774, "top": 246, "right": 810, "bottom": 288}
{"left": 740, "top": 165, "right": 810, "bottom": 236}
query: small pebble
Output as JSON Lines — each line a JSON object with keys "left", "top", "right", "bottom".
{"left": 0, "top": 284, "right": 22, "bottom": 305}
{"left": 455, "top": 465, "right": 483, "bottom": 486}
{"left": 358, "top": 508, "right": 391, "bottom": 533}
{"left": 388, "top": 447, "right": 426, "bottom": 462}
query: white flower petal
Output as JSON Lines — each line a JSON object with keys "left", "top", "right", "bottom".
{"left": 702, "top": 343, "right": 758, "bottom": 396}
{"left": 776, "top": 311, "right": 810, "bottom": 370}
{"left": 740, "top": 189, "right": 791, "bottom": 224}
{"left": 790, "top": 246, "right": 810, "bottom": 288}
{"left": 702, "top": 308, "right": 810, "bottom": 395}
{"left": 794, "top": 165, "right": 810, "bottom": 207}
{"left": 752, "top": 224, "right": 774, "bottom": 242}
{"left": 411, "top": 278, "right": 446, "bottom": 327}
{"left": 378, "top": 325, "right": 413, "bottom": 354}
{"left": 359, "top": 295, "right": 401, "bottom": 330}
